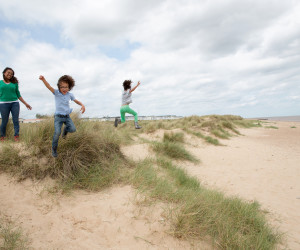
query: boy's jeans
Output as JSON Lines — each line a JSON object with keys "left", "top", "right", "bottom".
{"left": 52, "top": 114, "right": 76, "bottom": 149}
{"left": 0, "top": 102, "right": 20, "bottom": 137}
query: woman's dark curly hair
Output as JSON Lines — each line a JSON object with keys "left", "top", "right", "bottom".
{"left": 57, "top": 75, "right": 75, "bottom": 90}
{"left": 2, "top": 67, "right": 18, "bottom": 84}
{"left": 123, "top": 80, "right": 132, "bottom": 90}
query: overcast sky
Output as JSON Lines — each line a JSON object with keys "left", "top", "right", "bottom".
{"left": 0, "top": 0, "right": 299, "bottom": 119}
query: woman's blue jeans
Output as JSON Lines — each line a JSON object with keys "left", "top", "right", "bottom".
{"left": 0, "top": 102, "right": 20, "bottom": 137}
{"left": 52, "top": 115, "right": 76, "bottom": 150}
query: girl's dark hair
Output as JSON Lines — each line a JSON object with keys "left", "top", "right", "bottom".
{"left": 123, "top": 80, "right": 132, "bottom": 90}
{"left": 57, "top": 75, "right": 75, "bottom": 90}
{"left": 2, "top": 67, "right": 18, "bottom": 84}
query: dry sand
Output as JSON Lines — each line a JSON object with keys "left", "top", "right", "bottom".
{"left": 0, "top": 175, "right": 204, "bottom": 249}
{"left": 0, "top": 120, "right": 299, "bottom": 249}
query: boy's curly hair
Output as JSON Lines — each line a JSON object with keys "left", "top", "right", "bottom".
{"left": 57, "top": 75, "right": 75, "bottom": 90}
{"left": 123, "top": 80, "right": 132, "bottom": 90}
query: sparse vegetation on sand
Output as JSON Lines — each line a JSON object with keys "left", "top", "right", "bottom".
{"left": 0, "top": 215, "right": 29, "bottom": 249}
{"left": 265, "top": 125, "right": 279, "bottom": 129}
{"left": 151, "top": 140, "right": 199, "bottom": 162}
{"left": 0, "top": 114, "right": 281, "bottom": 249}
{"left": 131, "top": 157, "right": 280, "bottom": 249}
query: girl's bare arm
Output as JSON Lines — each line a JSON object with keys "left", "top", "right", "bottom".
{"left": 130, "top": 81, "right": 141, "bottom": 93}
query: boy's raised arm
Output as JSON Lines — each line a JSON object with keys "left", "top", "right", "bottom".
{"left": 39, "top": 75, "right": 55, "bottom": 94}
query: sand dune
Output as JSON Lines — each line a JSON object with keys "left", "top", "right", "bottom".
{"left": 0, "top": 120, "right": 299, "bottom": 249}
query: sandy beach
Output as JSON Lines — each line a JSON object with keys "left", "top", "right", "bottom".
{"left": 0, "top": 120, "right": 299, "bottom": 249}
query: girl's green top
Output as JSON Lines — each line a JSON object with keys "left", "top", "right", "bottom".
{"left": 0, "top": 80, "right": 21, "bottom": 102}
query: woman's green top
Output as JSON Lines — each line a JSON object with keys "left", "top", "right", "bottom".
{"left": 0, "top": 80, "right": 21, "bottom": 102}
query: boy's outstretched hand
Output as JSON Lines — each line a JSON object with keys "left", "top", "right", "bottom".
{"left": 39, "top": 75, "right": 45, "bottom": 81}
{"left": 81, "top": 105, "right": 86, "bottom": 114}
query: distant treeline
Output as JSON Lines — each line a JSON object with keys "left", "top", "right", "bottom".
{"left": 35, "top": 113, "right": 51, "bottom": 119}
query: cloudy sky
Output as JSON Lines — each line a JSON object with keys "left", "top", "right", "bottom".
{"left": 0, "top": 0, "right": 299, "bottom": 119}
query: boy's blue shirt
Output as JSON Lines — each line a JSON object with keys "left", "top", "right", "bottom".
{"left": 53, "top": 89, "right": 75, "bottom": 115}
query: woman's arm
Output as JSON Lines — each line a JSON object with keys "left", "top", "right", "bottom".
{"left": 18, "top": 96, "right": 32, "bottom": 110}
{"left": 74, "top": 99, "right": 85, "bottom": 113}
{"left": 129, "top": 81, "right": 141, "bottom": 93}
{"left": 39, "top": 75, "right": 55, "bottom": 94}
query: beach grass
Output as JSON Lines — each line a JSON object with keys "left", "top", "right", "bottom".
{"left": 163, "top": 131, "right": 185, "bottom": 143}
{"left": 0, "top": 114, "right": 128, "bottom": 191}
{"left": 0, "top": 216, "right": 29, "bottom": 250}
{"left": 131, "top": 157, "right": 281, "bottom": 249}
{"left": 148, "top": 115, "right": 261, "bottom": 145}
{"left": 151, "top": 139, "right": 198, "bottom": 163}
{"left": 265, "top": 126, "right": 278, "bottom": 129}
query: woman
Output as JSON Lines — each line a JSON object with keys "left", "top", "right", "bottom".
{"left": 0, "top": 67, "right": 32, "bottom": 141}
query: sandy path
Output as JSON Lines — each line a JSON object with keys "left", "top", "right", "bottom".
{"left": 182, "top": 121, "right": 300, "bottom": 249}
{"left": 0, "top": 175, "right": 202, "bottom": 249}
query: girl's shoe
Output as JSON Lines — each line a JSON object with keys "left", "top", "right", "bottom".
{"left": 114, "top": 117, "right": 121, "bottom": 127}
{"left": 0, "top": 137, "right": 5, "bottom": 141}
{"left": 134, "top": 122, "right": 142, "bottom": 129}
{"left": 14, "top": 135, "right": 20, "bottom": 142}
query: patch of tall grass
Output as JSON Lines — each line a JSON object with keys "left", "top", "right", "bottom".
{"left": 131, "top": 157, "right": 281, "bottom": 249}
{"left": 0, "top": 121, "right": 15, "bottom": 141}
{"left": 151, "top": 140, "right": 198, "bottom": 163}
{"left": 265, "top": 126, "right": 278, "bottom": 129}
{"left": 0, "top": 114, "right": 128, "bottom": 191}
{"left": 183, "top": 129, "right": 220, "bottom": 146}
{"left": 124, "top": 115, "right": 258, "bottom": 146}
{"left": 163, "top": 132, "right": 184, "bottom": 143}
{"left": 0, "top": 216, "right": 29, "bottom": 249}
{"left": 233, "top": 119, "right": 262, "bottom": 128}
{"left": 211, "top": 128, "right": 230, "bottom": 139}
{"left": 0, "top": 145, "right": 22, "bottom": 174}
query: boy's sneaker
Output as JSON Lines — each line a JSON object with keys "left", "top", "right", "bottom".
{"left": 134, "top": 122, "right": 142, "bottom": 129}
{"left": 114, "top": 117, "right": 121, "bottom": 127}
{"left": 52, "top": 147, "right": 58, "bottom": 158}
{"left": 14, "top": 135, "right": 20, "bottom": 142}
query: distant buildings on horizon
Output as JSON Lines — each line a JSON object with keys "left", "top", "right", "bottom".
{"left": 12, "top": 115, "right": 183, "bottom": 123}
{"left": 85, "top": 115, "right": 182, "bottom": 122}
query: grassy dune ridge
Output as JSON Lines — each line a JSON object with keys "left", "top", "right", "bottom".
{"left": 0, "top": 114, "right": 281, "bottom": 249}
